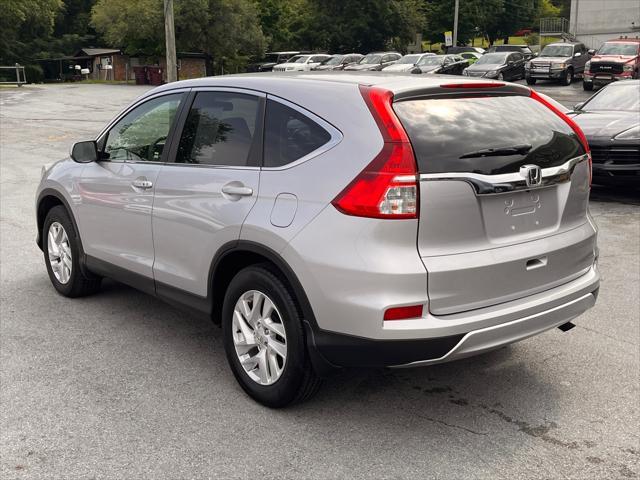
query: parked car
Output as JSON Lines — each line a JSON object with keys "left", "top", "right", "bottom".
{"left": 343, "top": 52, "right": 402, "bottom": 71}
{"left": 446, "top": 46, "right": 485, "bottom": 55}
{"left": 583, "top": 37, "right": 640, "bottom": 91}
{"left": 463, "top": 52, "right": 525, "bottom": 80}
{"left": 459, "top": 51, "right": 482, "bottom": 65}
{"left": 526, "top": 42, "right": 590, "bottom": 86}
{"left": 381, "top": 53, "right": 435, "bottom": 72}
{"left": 36, "top": 74, "right": 599, "bottom": 407}
{"left": 312, "top": 53, "right": 363, "bottom": 71}
{"left": 411, "top": 54, "right": 468, "bottom": 75}
{"left": 272, "top": 54, "right": 332, "bottom": 72}
{"left": 487, "top": 44, "right": 536, "bottom": 61}
{"left": 569, "top": 80, "right": 640, "bottom": 185}
{"left": 247, "top": 51, "right": 301, "bottom": 72}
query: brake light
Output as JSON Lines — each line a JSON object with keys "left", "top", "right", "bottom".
{"left": 384, "top": 304, "right": 423, "bottom": 321}
{"left": 529, "top": 89, "right": 592, "bottom": 184}
{"left": 332, "top": 86, "right": 418, "bottom": 219}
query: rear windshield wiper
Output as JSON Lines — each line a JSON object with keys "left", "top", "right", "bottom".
{"left": 459, "top": 144, "right": 532, "bottom": 159}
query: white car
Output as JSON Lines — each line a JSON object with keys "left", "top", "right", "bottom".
{"left": 273, "top": 54, "right": 332, "bottom": 72}
{"left": 381, "top": 53, "right": 435, "bottom": 72}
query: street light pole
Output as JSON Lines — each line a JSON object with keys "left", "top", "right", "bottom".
{"left": 453, "top": 0, "right": 460, "bottom": 47}
{"left": 164, "top": 0, "right": 177, "bottom": 83}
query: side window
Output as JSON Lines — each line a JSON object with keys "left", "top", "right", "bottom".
{"left": 263, "top": 99, "right": 332, "bottom": 168}
{"left": 175, "top": 91, "right": 260, "bottom": 166}
{"left": 102, "top": 93, "right": 184, "bottom": 162}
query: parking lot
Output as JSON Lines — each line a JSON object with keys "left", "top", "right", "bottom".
{"left": 1, "top": 82, "right": 638, "bottom": 479}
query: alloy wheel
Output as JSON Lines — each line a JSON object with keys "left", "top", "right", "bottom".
{"left": 232, "top": 290, "right": 287, "bottom": 385}
{"left": 47, "top": 222, "right": 72, "bottom": 284}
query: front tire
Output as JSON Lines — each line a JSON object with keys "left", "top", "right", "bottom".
{"left": 43, "top": 206, "right": 101, "bottom": 297}
{"left": 526, "top": 76, "right": 537, "bottom": 85}
{"left": 222, "top": 265, "right": 321, "bottom": 407}
{"left": 583, "top": 81, "right": 593, "bottom": 91}
{"left": 562, "top": 68, "right": 574, "bottom": 86}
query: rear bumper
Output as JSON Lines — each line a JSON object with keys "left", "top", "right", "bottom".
{"left": 307, "top": 265, "right": 599, "bottom": 368}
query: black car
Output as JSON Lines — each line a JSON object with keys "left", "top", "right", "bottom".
{"left": 463, "top": 52, "right": 526, "bottom": 81}
{"left": 343, "top": 52, "right": 402, "bottom": 71}
{"left": 487, "top": 44, "right": 536, "bottom": 61}
{"left": 312, "top": 53, "right": 363, "bottom": 71}
{"left": 569, "top": 80, "right": 640, "bottom": 186}
{"left": 446, "top": 46, "right": 485, "bottom": 55}
{"left": 411, "top": 54, "right": 468, "bottom": 75}
{"left": 246, "top": 51, "right": 303, "bottom": 72}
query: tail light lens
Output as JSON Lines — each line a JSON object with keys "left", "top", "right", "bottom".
{"left": 332, "top": 86, "right": 418, "bottom": 219}
{"left": 529, "top": 89, "right": 592, "bottom": 184}
{"left": 384, "top": 304, "right": 424, "bottom": 321}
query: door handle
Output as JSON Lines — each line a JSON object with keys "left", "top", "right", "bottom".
{"left": 221, "top": 184, "right": 253, "bottom": 196}
{"left": 132, "top": 178, "right": 153, "bottom": 189}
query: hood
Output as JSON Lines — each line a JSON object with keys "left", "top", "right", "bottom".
{"left": 532, "top": 56, "right": 572, "bottom": 63}
{"left": 466, "top": 62, "right": 502, "bottom": 72}
{"left": 314, "top": 64, "right": 338, "bottom": 70}
{"left": 591, "top": 54, "right": 636, "bottom": 64}
{"left": 570, "top": 111, "right": 639, "bottom": 138}
{"left": 344, "top": 63, "right": 380, "bottom": 71}
{"left": 382, "top": 63, "right": 415, "bottom": 72}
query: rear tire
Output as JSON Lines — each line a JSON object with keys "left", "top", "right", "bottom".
{"left": 43, "top": 206, "right": 101, "bottom": 297}
{"left": 526, "top": 76, "right": 536, "bottom": 85}
{"left": 583, "top": 81, "right": 593, "bottom": 91}
{"left": 222, "top": 264, "right": 321, "bottom": 407}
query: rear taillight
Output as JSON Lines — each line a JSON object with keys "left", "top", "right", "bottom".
{"left": 332, "top": 86, "right": 418, "bottom": 219}
{"left": 384, "top": 304, "right": 424, "bottom": 321}
{"left": 530, "top": 89, "right": 592, "bottom": 184}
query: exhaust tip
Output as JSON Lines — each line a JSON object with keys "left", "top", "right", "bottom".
{"left": 558, "top": 322, "right": 576, "bottom": 332}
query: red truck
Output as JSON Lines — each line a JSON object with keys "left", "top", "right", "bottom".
{"left": 583, "top": 36, "right": 640, "bottom": 90}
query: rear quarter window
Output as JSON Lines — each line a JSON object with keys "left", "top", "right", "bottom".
{"left": 393, "top": 95, "right": 584, "bottom": 175}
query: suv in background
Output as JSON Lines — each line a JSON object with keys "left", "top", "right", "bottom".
{"left": 487, "top": 44, "right": 535, "bottom": 61}
{"left": 36, "top": 75, "right": 599, "bottom": 407}
{"left": 312, "top": 53, "right": 363, "bottom": 70}
{"left": 343, "top": 52, "right": 402, "bottom": 71}
{"left": 583, "top": 37, "right": 640, "bottom": 90}
{"left": 526, "top": 42, "right": 590, "bottom": 86}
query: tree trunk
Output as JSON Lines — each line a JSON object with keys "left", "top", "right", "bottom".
{"left": 503, "top": 35, "right": 509, "bottom": 44}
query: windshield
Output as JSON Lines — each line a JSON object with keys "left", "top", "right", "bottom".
{"left": 324, "top": 55, "right": 344, "bottom": 65}
{"left": 598, "top": 42, "right": 639, "bottom": 56}
{"left": 398, "top": 54, "right": 422, "bottom": 65}
{"left": 418, "top": 56, "right": 443, "bottom": 66}
{"left": 294, "top": 56, "right": 311, "bottom": 63}
{"left": 360, "top": 54, "right": 382, "bottom": 64}
{"left": 582, "top": 84, "right": 640, "bottom": 111}
{"left": 541, "top": 45, "right": 573, "bottom": 57}
{"left": 476, "top": 53, "right": 507, "bottom": 65}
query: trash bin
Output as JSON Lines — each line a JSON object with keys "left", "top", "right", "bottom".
{"left": 133, "top": 66, "right": 148, "bottom": 85}
{"left": 147, "top": 67, "right": 164, "bottom": 85}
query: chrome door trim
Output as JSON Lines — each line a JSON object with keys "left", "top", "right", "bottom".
{"left": 415, "top": 154, "right": 589, "bottom": 195}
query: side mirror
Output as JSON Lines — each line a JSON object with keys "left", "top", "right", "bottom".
{"left": 588, "top": 49, "right": 596, "bottom": 55}
{"left": 70, "top": 140, "right": 98, "bottom": 163}
{"left": 574, "top": 52, "right": 582, "bottom": 57}
{"left": 574, "top": 102, "right": 585, "bottom": 111}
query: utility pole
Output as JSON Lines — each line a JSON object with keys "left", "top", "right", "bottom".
{"left": 453, "top": 0, "right": 460, "bottom": 47}
{"left": 164, "top": 0, "right": 177, "bottom": 83}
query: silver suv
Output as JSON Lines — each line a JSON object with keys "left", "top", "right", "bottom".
{"left": 36, "top": 74, "right": 600, "bottom": 407}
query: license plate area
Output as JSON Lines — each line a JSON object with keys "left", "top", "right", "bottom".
{"left": 480, "top": 187, "right": 559, "bottom": 244}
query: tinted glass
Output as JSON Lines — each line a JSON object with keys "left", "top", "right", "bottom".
{"left": 103, "top": 94, "right": 183, "bottom": 162}
{"left": 264, "top": 99, "right": 331, "bottom": 168}
{"left": 540, "top": 44, "right": 573, "bottom": 57}
{"left": 176, "top": 92, "right": 260, "bottom": 166}
{"left": 583, "top": 84, "right": 640, "bottom": 111}
{"left": 398, "top": 54, "right": 422, "bottom": 64}
{"left": 476, "top": 53, "right": 508, "bottom": 65}
{"left": 598, "top": 42, "right": 639, "bottom": 55}
{"left": 394, "top": 95, "right": 584, "bottom": 175}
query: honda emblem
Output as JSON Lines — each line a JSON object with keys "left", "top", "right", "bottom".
{"left": 520, "top": 164, "right": 542, "bottom": 187}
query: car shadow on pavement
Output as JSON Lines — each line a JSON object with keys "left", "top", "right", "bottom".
{"left": 590, "top": 185, "right": 640, "bottom": 206}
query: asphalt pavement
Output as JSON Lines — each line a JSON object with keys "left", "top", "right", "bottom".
{"left": 1, "top": 81, "right": 638, "bottom": 479}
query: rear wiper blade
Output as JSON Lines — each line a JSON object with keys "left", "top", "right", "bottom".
{"left": 459, "top": 144, "right": 532, "bottom": 159}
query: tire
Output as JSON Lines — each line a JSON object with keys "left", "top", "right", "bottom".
{"left": 562, "top": 68, "right": 574, "bottom": 86}
{"left": 497, "top": 72, "right": 504, "bottom": 81}
{"left": 43, "top": 206, "right": 101, "bottom": 297}
{"left": 222, "top": 264, "right": 322, "bottom": 407}
{"left": 526, "top": 76, "right": 537, "bottom": 85}
{"left": 583, "top": 81, "right": 593, "bottom": 91}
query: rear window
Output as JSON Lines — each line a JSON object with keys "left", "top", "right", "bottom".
{"left": 393, "top": 95, "right": 584, "bottom": 175}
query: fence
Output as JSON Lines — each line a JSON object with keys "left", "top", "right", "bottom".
{"left": 0, "top": 64, "right": 27, "bottom": 86}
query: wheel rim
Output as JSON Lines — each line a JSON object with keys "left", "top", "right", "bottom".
{"left": 567, "top": 71, "right": 572, "bottom": 83}
{"left": 498, "top": 73, "right": 504, "bottom": 80}
{"left": 232, "top": 290, "right": 287, "bottom": 385}
{"left": 47, "top": 222, "right": 72, "bottom": 284}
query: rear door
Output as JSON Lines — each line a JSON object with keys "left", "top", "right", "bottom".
{"left": 394, "top": 92, "right": 594, "bottom": 315}
{"left": 151, "top": 88, "right": 264, "bottom": 297}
